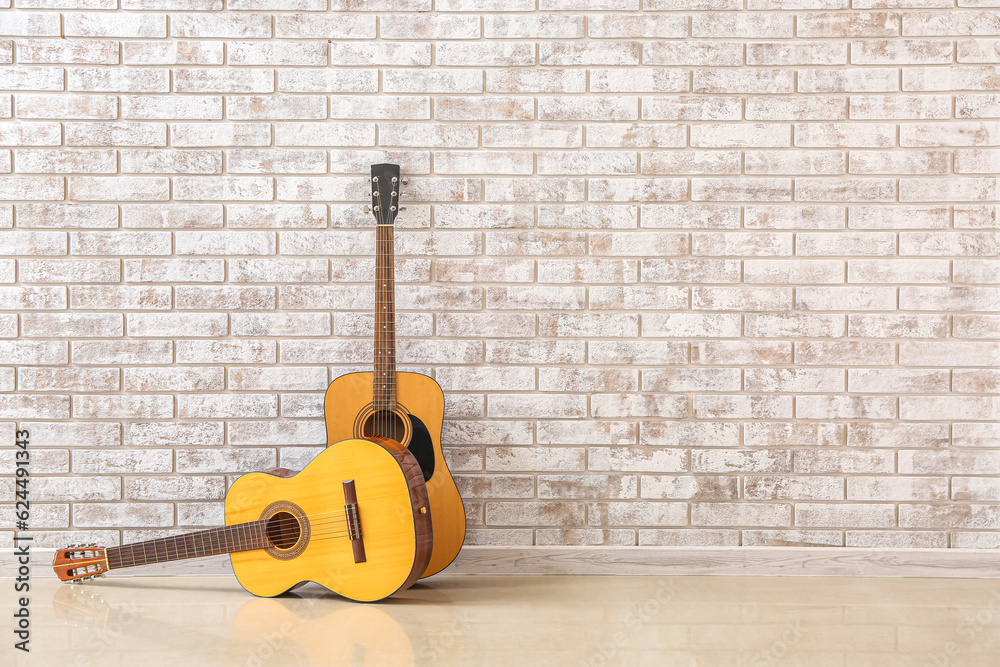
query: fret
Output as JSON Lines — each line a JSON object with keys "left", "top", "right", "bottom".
{"left": 374, "top": 219, "right": 397, "bottom": 410}
{"left": 105, "top": 521, "right": 270, "bottom": 571}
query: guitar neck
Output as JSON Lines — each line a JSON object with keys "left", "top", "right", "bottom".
{"left": 374, "top": 221, "right": 396, "bottom": 411}
{"left": 106, "top": 521, "right": 268, "bottom": 570}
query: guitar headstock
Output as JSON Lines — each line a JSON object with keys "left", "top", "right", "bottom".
{"left": 369, "top": 163, "right": 402, "bottom": 227}
{"left": 52, "top": 543, "right": 109, "bottom": 583}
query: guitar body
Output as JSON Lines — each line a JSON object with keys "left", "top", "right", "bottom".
{"left": 226, "top": 438, "right": 432, "bottom": 601}
{"left": 325, "top": 371, "right": 466, "bottom": 578}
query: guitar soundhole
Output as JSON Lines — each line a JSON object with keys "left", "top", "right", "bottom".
{"left": 265, "top": 511, "right": 301, "bottom": 551}
{"left": 362, "top": 410, "right": 408, "bottom": 443}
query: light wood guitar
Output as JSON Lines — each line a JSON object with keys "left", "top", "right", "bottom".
{"left": 324, "top": 163, "right": 466, "bottom": 578}
{"left": 52, "top": 438, "right": 432, "bottom": 602}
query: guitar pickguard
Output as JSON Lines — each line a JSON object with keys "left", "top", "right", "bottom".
{"left": 405, "top": 414, "right": 435, "bottom": 483}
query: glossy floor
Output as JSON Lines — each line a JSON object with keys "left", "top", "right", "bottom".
{"left": 4, "top": 574, "right": 999, "bottom": 666}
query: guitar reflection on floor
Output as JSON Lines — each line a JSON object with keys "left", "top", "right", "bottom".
{"left": 52, "top": 582, "right": 463, "bottom": 666}
{"left": 231, "top": 598, "right": 414, "bottom": 667}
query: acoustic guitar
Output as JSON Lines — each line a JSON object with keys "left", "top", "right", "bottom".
{"left": 324, "top": 163, "right": 466, "bottom": 578}
{"left": 52, "top": 438, "right": 432, "bottom": 602}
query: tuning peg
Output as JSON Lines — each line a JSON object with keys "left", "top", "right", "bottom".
{"left": 399, "top": 207, "right": 407, "bottom": 211}
{"left": 401, "top": 178, "right": 409, "bottom": 185}
{"left": 363, "top": 206, "right": 370, "bottom": 213}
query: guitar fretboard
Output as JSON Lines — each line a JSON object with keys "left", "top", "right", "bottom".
{"left": 106, "top": 521, "right": 267, "bottom": 569}
{"left": 374, "top": 222, "right": 397, "bottom": 411}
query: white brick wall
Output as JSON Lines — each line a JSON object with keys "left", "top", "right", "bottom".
{"left": 1, "top": 4, "right": 999, "bottom": 551}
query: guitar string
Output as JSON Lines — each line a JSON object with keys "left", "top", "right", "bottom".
{"left": 105, "top": 516, "right": 362, "bottom": 567}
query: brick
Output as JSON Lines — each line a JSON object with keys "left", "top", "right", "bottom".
{"left": 74, "top": 503, "right": 172, "bottom": 528}
{"left": 794, "top": 450, "right": 895, "bottom": 474}
{"left": 850, "top": 205, "right": 949, "bottom": 230}
{"left": 642, "top": 150, "right": 740, "bottom": 175}
{"left": 73, "top": 394, "right": 173, "bottom": 419}
{"left": 274, "top": 14, "right": 374, "bottom": 39}
{"left": 383, "top": 69, "right": 482, "bottom": 94}
{"left": 0, "top": 176, "right": 66, "bottom": 201}
{"left": 797, "top": 395, "right": 896, "bottom": 419}
{"left": 642, "top": 475, "right": 737, "bottom": 500}
{"left": 15, "top": 94, "right": 116, "bottom": 120}
{"left": 746, "top": 368, "right": 844, "bottom": 393}
{"left": 796, "top": 503, "right": 895, "bottom": 528}
{"left": 904, "top": 66, "right": 1000, "bottom": 91}
{"left": 172, "top": 122, "right": 270, "bottom": 147}
{"left": 849, "top": 258, "right": 949, "bottom": 284}
{"left": 175, "top": 176, "right": 273, "bottom": 201}
{"left": 17, "top": 39, "right": 119, "bottom": 65}
{"left": 799, "top": 67, "right": 899, "bottom": 93}
{"left": 641, "top": 259, "right": 741, "bottom": 283}
{"left": 644, "top": 368, "right": 741, "bottom": 392}
{"left": 437, "top": 314, "right": 533, "bottom": 341}
{"left": 589, "top": 447, "right": 686, "bottom": 473}
{"left": 694, "top": 69, "right": 795, "bottom": 94}
{"left": 0, "top": 340, "right": 66, "bottom": 364}
{"left": 537, "top": 421, "right": 635, "bottom": 446}
{"left": 73, "top": 449, "right": 172, "bottom": 474}
{"left": 737, "top": 423, "right": 843, "bottom": 450}
{"left": 176, "top": 285, "right": 275, "bottom": 310}
{"left": 797, "top": 11, "right": 900, "bottom": 38}
{"left": 692, "top": 177, "right": 791, "bottom": 202}
{"left": 69, "top": 176, "right": 168, "bottom": 201}
{"left": 65, "top": 12, "right": 165, "bottom": 37}
{"left": 797, "top": 231, "right": 896, "bottom": 256}
{"left": 21, "top": 313, "right": 121, "bottom": 338}
{"left": 538, "top": 96, "right": 638, "bottom": 121}
{"left": 177, "top": 448, "right": 276, "bottom": 474}
{"left": 487, "top": 69, "right": 586, "bottom": 94}
{"left": 486, "top": 446, "right": 585, "bottom": 472}
{"left": 381, "top": 15, "right": 480, "bottom": 39}
{"left": 177, "top": 339, "right": 275, "bottom": 364}
{"left": 693, "top": 503, "right": 791, "bottom": 527}
{"left": 850, "top": 94, "right": 952, "bottom": 120}
{"left": 16, "top": 148, "right": 116, "bottom": 174}
{"left": 280, "top": 71, "right": 378, "bottom": 94}
{"left": 0, "top": 122, "right": 61, "bottom": 146}
{"left": 849, "top": 313, "right": 948, "bottom": 338}
{"left": 123, "top": 40, "right": 223, "bottom": 65}
{"left": 440, "top": 42, "right": 534, "bottom": 67}
{"left": 849, "top": 423, "right": 949, "bottom": 449}
{"left": 487, "top": 501, "right": 585, "bottom": 527}
{"left": 174, "top": 69, "right": 273, "bottom": 94}
{"left": 487, "top": 14, "right": 583, "bottom": 38}
{"left": 0, "top": 286, "right": 66, "bottom": 309}
{"left": 693, "top": 12, "right": 792, "bottom": 37}
{"left": 642, "top": 96, "right": 742, "bottom": 121}
{"left": 849, "top": 477, "right": 948, "bottom": 501}
{"left": 746, "top": 476, "right": 843, "bottom": 501}
{"left": 588, "top": 287, "right": 686, "bottom": 315}
{"left": 853, "top": 39, "right": 953, "bottom": 64}
{"left": 19, "top": 258, "right": 119, "bottom": 283}
{"left": 0, "top": 67, "right": 63, "bottom": 91}
{"left": 693, "top": 395, "right": 794, "bottom": 420}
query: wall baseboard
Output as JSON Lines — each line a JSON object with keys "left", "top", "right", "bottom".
{"left": 6, "top": 546, "right": 1000, "bottom": 580}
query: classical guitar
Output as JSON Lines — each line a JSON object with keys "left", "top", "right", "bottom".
{"left": 53, "top": 438, "right": 432, "bottom": 602}
{"left": 324, "top": 163, "right": 466, "bottom": 578}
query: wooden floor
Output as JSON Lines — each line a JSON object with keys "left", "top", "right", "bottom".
{"left": 5, "top": 574, "right": 999, "bottom": 666}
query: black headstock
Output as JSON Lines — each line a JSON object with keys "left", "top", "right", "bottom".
{"left": 369, "top": 163, "right": 401, "bottom": 226}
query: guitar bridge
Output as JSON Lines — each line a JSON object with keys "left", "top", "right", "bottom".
{"left": 342, "top": 480, "right": 366, "bottom": 564}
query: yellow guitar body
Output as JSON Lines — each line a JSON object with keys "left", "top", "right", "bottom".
{"left": 226, "top": 438, "right": 432, "bottom": 601}
{"left": 325, "top": 371, "right": 466, "bottom": 578}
